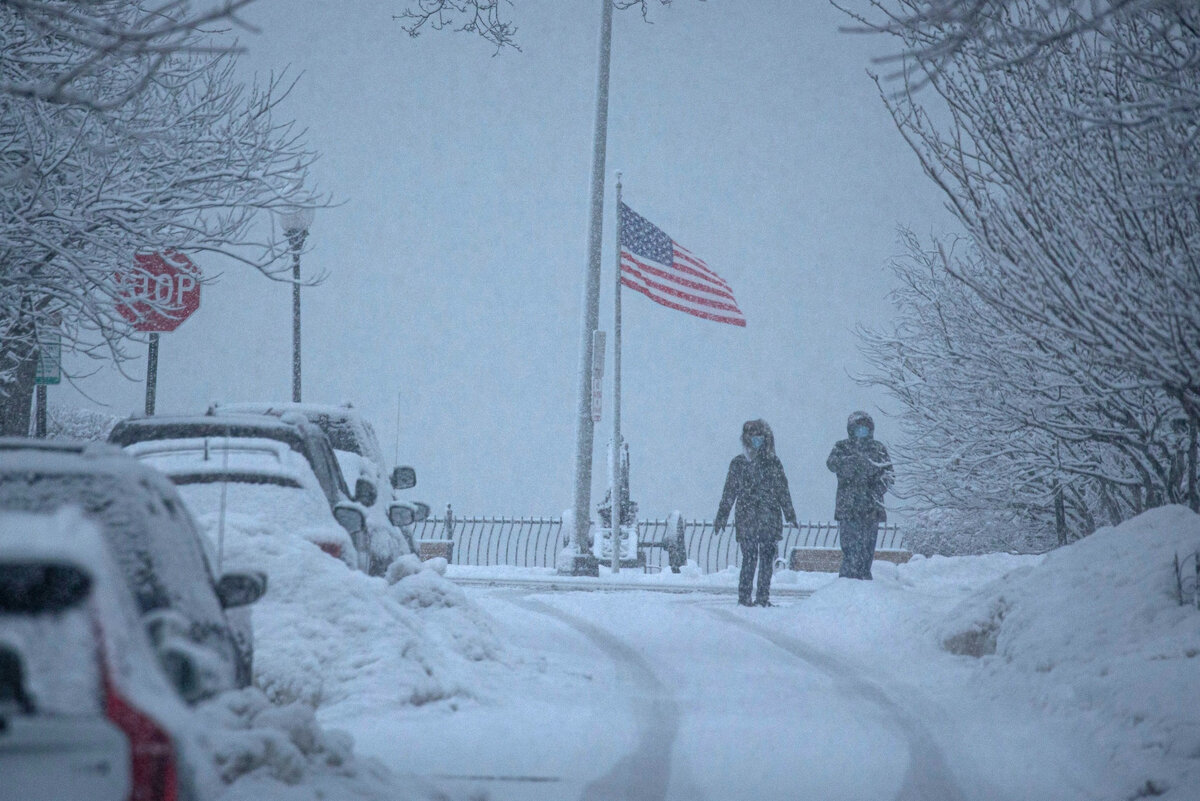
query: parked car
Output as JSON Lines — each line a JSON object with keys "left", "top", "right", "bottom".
{"left": 108, "top": 413, "right": 375, "bottom": 569}
{"left": 0, "top": 439, "right": 263, "bottom": 699}
{"left": 211, "top": 402, "right": 424, "bottom": 573}
{"left": 0, "top": 508, "right": 206, "bottom": 801}
{"left": 124, "top": 436, "right": 362, "bottom": 569}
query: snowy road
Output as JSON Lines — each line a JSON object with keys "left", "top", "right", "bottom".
{"left": 334, "top": 586, "right": 974, "bottom": 801}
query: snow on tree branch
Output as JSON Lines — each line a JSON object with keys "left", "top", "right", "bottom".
{"left": 393, "top": 0, "right": 685, "bottom": 52}
{"left": 0, "top": 0, "right": 260, "bottom": 110}
{"left": 0, "top": 1, "right": 323, "bottom": 434}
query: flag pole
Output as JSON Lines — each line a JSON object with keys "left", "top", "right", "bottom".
{"left": 568, "top": 0, "right": 614, "bottom": 569}
{"left": 611, "top": 172, "right": 623, "bottom": 575}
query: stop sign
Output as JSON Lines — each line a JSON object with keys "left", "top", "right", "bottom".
{"left": 116, "top": 251, "right": 201, "bottom": 332}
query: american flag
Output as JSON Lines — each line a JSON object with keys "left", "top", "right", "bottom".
{"left": 619, "top": 202, "right": 746, "bottom": 327}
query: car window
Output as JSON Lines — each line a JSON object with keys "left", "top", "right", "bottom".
{"left": 171, "top": 472, "right": 302, "bottom": 489}
{"left": 110, "top": 420, "right": 305, "bottom": 456}
{"left": 303, "top": 412, "right": 385, "bottom": 470}
{"left": 358, "top": 420, "right": 384, "bottom": 469}
{"left": 309, "top": 413, "right": 363, "bottom": 455}
{"left": 299, "top": 430, "right": 351, "bottom": 507}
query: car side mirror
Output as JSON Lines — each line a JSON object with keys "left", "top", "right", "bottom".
{"left": 390, "top": 466, "right": 416, "bottom": 490}
{"left": 388, "top": 503, "right": 415, "bottom": 528}
{"left": 413, "top": 501, "right": 430, "bottom": 522}
{"left": 216, "top": 571, "right": 267, "bottom": 609}
{"left": 354, "top": 477, "right": 378, "bottom": 508}
{"left": 334, "top": 503, "right": 365, "bottom": 534}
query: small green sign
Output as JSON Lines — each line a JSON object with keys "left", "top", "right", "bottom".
{"left": 35, "top": 332, "right": 61, "bottom": 386}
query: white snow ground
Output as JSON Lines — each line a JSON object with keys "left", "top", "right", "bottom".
{"left": 195, "top": 505, "right": 1200, "bottom": 800}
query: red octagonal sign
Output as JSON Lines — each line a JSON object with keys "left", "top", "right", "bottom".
{"left": 116, "top": 251, "right": 202, "bottom": 332}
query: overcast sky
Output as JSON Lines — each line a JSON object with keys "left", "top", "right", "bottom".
{"left": 57, "top": 0, "right": 952, "bottom": 521}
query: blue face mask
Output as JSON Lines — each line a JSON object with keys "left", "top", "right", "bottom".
{"left": 854, "top": 425, "right": 871, "bottom": 439}
{"left": 750, "top": 435, "right": 765, "bottom": 450}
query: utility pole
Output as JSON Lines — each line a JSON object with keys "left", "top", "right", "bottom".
{"left": 611, "top": 173, "right": 623, "bottom": 574}
{"left": 569, "top": 0, "right": 614, "bottom": 563}
{"left": 278, "top": 206, "right": 314, "bottom": 404}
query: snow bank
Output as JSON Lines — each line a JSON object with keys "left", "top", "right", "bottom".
{"left": 188, "top": 509, "right": 502, "bottom": 721}
{"left": 763, "top": 523, "right": 1200, "bottom": 799}
{"left": 195, "top": 688, "right": 420, "bottom": 801}
{"left": 939, "top": 505, "right": 1200, "bottom": 798}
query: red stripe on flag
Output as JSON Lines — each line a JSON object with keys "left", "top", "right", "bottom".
{"left": 672, "top": 247, "right": 731, "bottom": 291}
{"left": 621, "top": 260, "right": 744, "bottom": 313}
{"left": 621, "top": 252, "right": 738, "bottom": 303}
{"left": 621, "top": 277, "right": 747, "bottom": 327}
{"left": 643, "top": 247, "right": 732, "bottom": 292}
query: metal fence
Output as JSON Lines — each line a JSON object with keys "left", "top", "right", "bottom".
{"left": 412, "top": 515, "right": 904, "bottom": 574}
{"left": 1175, "top": 549, "right": 1200, "bottom": 609}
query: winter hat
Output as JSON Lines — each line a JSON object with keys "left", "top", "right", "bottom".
{"left": 741, "top": 419, "right": 776, "bottom": 457}
{"left": 847, "top": 411, "right": 874, "bottom": 437}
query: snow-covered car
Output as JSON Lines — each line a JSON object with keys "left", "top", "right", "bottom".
{"left": 123, "top": 436, "right": 362, "bottom": 570}
{"left": 212, "top": 402, "right": 423, "bottom": 574}
{"left": 0, "top": 508, "right": 208, "bottom": 801}
{"left": 109, "top": 413, "right": 375, "bottom": 568}
{"left": 0, "top": 439, "right": 263, "bottom": 700}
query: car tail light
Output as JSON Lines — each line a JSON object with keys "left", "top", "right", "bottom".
{"left": 316, "top": 541, "right": 342, "bottom": 560}
{"left": 103, "top": 672, "right": 179, "bottom": 801}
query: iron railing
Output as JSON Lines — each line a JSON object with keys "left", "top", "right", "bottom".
{"left": 412, "top": 515, "right": 904, "bottom": 574}
{"left": 1175, "top": 549, "right": 1200, "bottom": 609}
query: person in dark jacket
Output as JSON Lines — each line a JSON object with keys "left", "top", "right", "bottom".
{"left": 826, "top": 411, "right": 894, "bottom": 580}
{"left": 715, "top": 419, "right": 798, "bottom": 606}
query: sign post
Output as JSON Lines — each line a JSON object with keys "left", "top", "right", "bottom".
{"left": 115, "top": 251, "right": 201, "bottom": 415}
{"left": 34, "top": 313, "right": 62, "bottom": 437}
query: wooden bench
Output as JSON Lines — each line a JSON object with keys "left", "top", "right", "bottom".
{"left": 417, "top": 539, "right": 454, "bottom": 562}
{"left": 789, "top": 547, "right": 912, "bottom": 573}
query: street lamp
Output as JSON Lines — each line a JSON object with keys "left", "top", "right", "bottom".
{"left": 278, "top": 206, "right": 314, "bottom": 403}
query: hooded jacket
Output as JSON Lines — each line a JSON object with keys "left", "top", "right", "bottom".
{"left": 715, "top": 420, "right": 798, "bottom": 542}
{"left": 826, "top": 411, "right": 894, "bottom": 523}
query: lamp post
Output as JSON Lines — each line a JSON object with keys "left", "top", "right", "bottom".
{"left": 278, "top": 206, "right": 314, "bottom": 403}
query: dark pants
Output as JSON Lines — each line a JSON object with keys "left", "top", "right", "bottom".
{"left": 738, "top": 539, "right": 778, "bottom": 605}
{"left": 838, "top": 518, "right": 878, "bottom": 580}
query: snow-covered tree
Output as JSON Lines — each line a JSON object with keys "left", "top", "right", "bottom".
{"left": 862, "top": 232, "right": 1192, "bottom": 547}
{"left": 849, "top": 0, "right": 1200, "bottom": 547}
{"left": 0, "top": 1, "right": 320, "bottom": 434}
{"left": 0, "top": 1, "right": 258, "bottom": 109}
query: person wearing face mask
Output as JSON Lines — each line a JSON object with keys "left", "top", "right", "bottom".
{"left": 826, "top": 411, "right": 894, "bottom": 579}
{"left": 714, "top": 419, "right": 798, "bottom": 606}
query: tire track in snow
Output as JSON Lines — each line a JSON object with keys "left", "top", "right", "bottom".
{"left": 705, "top": 607, "right": 966, "bottom": 801}
{"left": 505, "top": 596, "right": 687, "bottom": 801}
